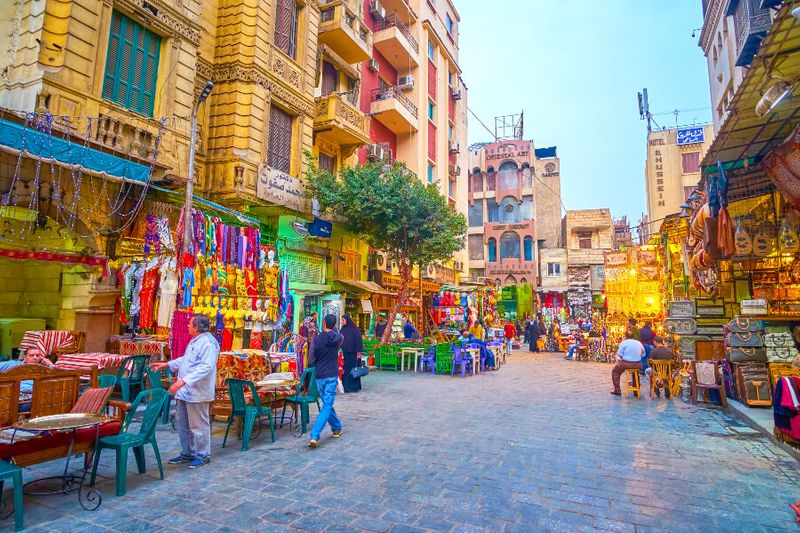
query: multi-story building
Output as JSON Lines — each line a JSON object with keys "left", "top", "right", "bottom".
{"left": 644, "top": 125, "right": 714, "bottom": 230}
{"left": 613, "top": 216, "right": 633, "bottom": 249}
{"left": 699, "top": 0, "right": 777, "bottom": 131}
{"left": 465, "top": 139, "right": 562, "bottom": 289}
{"left": 563, "top": 209, "right": 613, "bottom": 318}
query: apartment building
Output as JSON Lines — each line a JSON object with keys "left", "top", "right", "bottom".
{"left": 563, "top": 209, "right": 613, "bottom": 318}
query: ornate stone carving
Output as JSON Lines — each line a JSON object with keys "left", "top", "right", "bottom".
{"left": 115, "top": 0, "right": 201, "bottom": 45}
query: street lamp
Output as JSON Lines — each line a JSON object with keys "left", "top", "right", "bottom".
{"left": 183, "top": 80, "right": 214, "bottom": 254}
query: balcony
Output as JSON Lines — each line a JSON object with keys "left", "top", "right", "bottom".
{"left": 319, "top": 0, "right": 372, "bottom": 64}
{"left": 373, "top": 15, "right": 419, "bottom": 70}
{"left": 377, "top": 0, "right": 417, "bottom": 24}
{"left": 370, "top": 86, "right": 419, "bottom": 134}
{"left": 314, "top": 92, "right": 371, "bottom": 147}
{"left": 727, "top": 0, "right": 772, "bottom": 66}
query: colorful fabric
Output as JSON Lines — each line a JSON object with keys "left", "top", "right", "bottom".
{"left": 119, "top": 339, "right": 169, "bottom": 359}
{"left": 55, "top": 352, "right": 127, "bottom": 379}
{"left": 20, "top": 330, "right": 75, "bottom": 356}
{"left": 71, "top": 386, "right": 113, "bottom": 414}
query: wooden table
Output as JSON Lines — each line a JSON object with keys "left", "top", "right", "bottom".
{"left": 465, "top": 348, "right": 481, "bottom": 374}
{"left": 486, "top": 345, "right": 502, "bottom": 369}
{"left": 400, "top": 347, "right": 424, "bottom": 372}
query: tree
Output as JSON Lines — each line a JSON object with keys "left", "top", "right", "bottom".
{"left": 305, "top": 157, "right": 467, "bottom": 343}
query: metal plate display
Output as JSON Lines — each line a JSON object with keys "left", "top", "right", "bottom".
{"left": 16, "top": 413, "right": 107, "bottom": 432}
{"left": 669, "top": 301, "right": 696, "bottom": 318}
{"left": 696, "top": 305, "right": 726, "bottom": 317}
{"left": 695, "top": 325, "right": 725, "bottom": 335}
{"left": 741, "top": 299, "right": 768, "bottom": 316}
{"left": 677, "top": 335, "right": 710, "bottom": 354}
{"left": 664, "top": 318, "right": 697, "bottom": 335}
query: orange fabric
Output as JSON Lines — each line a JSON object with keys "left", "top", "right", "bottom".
{"left": 717, "top": 208, "right": 735, "bottom": 258}
{"left": 71, "top": 387, "right": 113, "bottom": 414}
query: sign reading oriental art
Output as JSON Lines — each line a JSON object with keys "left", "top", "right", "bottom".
{"left": 677, "top": 127, "right": 705, "bottom": 146}
{"left": 257, "top": 165, "right": 309, "bottom": 211}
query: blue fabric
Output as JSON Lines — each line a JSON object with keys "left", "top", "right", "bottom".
{"left": 311, "top": 377, "right": 342, "bottom": 440}
{"left": 0, "top": 118, "right": 151, "bottom": 183}
{"left": 403, "top": 323, "right": 416, "bottom": 339}
{"left": 0, "top": 361, "right": 31, "bottom": 391}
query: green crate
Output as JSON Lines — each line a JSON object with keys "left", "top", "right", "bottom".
{"left": 377, "top": 345, "right": 402, "bottom": 371}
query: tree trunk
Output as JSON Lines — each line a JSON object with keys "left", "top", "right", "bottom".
{"left": 380, "top": 257, "right": 411, "bottom": 345}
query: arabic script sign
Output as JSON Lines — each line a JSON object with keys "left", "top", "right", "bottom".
{"left": 257, "top": 165, "right": 309, "bottom": 212}
{"left": 677, "top": 127, "right": 704, "bottom": 146}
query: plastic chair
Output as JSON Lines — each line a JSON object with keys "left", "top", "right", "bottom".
{"left": 451, "top": 347, "right": 473, "bottom": 378}
{"left": 115, "top": 355, "right": 151, "bottom": 402}
{"left": 89, "top": 388, "right": 169, "bottom": 497}
{"left": 0, "top": 460, "right": 23, "bottom": 531}
{"left": 98, "top": 374, "right": 118, "bottom": 388}
{"left": 418, "top": 346, "right": 436, "bottom": 374}
{"left": 146, "top": 367, "right": 173, "bottom": 424}
{"left": 280, "top": 367, "right": 321, "bottom": 435}
{"left": 222, "top": 379, "right": 275, "bottom": 451}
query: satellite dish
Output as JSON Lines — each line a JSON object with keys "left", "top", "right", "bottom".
{"left": 291, "top": 220, "right": 309, "bottom": 237}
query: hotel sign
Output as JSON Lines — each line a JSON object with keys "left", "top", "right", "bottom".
{"left": 677, "top": 127, "right": 705, "bottom": 146}
{"left": 257, "top": 164, "right": 308, "bottom": 211}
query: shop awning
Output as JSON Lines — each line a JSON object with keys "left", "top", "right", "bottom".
{"left": 149, "top": 185, "right": 261, "bottom": 226}
{"left": 0, "top": 117, "right": 152, "bottom": 184}
{"left": 439, "top": 284, "right": 478, "bottom": 293}
{"left": 700, "top": 3, "right": 800, "bottom": 173}
{"left": 332, "top": 279, "right": 394, "bottom": 296}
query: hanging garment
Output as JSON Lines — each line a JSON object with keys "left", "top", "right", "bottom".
{"left": 170, "top": 310, "right": 193, "bottom": 358}
{"left": 158, "top": 263, "right": 179, "bottom": 327}
{"left": 138, "top": 265, "right": 159, "bottom": 330}
{"left": 118, "top": 264, "right": 132, "bottom": 325}
{"left": 181, "top": 266, "right": 194, "bottom": 308}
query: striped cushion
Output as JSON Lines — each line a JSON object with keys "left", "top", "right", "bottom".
{"left": 70, "top": 387, "right": 112, "bottom": 414}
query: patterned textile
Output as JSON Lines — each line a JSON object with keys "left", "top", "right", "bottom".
{"left": 71, "top": 387, "right": 113, "bottom": 414}
{"left": 55, "top": 353, "right": 127, "bottom": 379}
{"left": 215, "top": 351, "right": 271, "bottom": 388}
{"left": 119, "top": 339, "right": 169, "bottom": 359}
{"left": 19, "top": 330, "right": 74, "bottom": 356}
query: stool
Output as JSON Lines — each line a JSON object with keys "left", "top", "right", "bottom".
{"left": 624, "top": 369, "right": 641, "bottom": 399}
{"left": 0, "top": 460, "right": 23, "bottom": 531}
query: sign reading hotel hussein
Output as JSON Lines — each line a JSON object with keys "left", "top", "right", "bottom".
{"left": 257, "top": 164, "right": 309, "bottom": 211}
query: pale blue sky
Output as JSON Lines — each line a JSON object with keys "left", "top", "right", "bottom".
{"left": 458, "top": 0, "right": 712, "bottom": 227}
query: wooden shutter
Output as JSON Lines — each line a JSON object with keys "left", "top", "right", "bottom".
{"left": 427, "top": 122, "right": 436, "bottom": 161}
{"left": 275, "top": 0, "right": 298, "bottom": 58}
{"left": 268, "top": 104, "right": 293, "bottom": 174}
{"left": 321, "top": 61, "right": 338, "bottom": 96}
{"left": 427, "top": 59, "right": 436, "bottom": 100}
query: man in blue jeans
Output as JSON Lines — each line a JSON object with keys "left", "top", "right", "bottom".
{"left": 308, "top": 314, "right": 344, "bottom": 448}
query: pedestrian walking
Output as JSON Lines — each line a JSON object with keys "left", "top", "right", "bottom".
{"left": 340, "top": 314, "right": 363, "bottom": 393}
{"left": 610, "top": 330, "right": 645, "bottom": 396}
{"left": 151, "top": 313, "right": 219, "bottom": 469}
{"left": 308, "top": 314, "right": 344, "bottom": 448}
{"left": 503, "top": 320, "right": 517, "bottom": 355}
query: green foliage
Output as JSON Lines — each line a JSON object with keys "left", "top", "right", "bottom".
{"left": 305, "top": 154, "right": 466, "bottom": 266}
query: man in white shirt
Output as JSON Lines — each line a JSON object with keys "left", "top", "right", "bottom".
{"left": 151, "top": 313, "right": 219, "bottom": 469}
{"left": 610, "top": 331, "right": 645, "bottom": 396}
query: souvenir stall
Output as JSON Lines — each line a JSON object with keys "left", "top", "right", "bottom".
{"left": 432, "top": 287, "right": 469, "bottom": 335}
{"left": 539, "top": 292, "right": 568, "bottom": 325}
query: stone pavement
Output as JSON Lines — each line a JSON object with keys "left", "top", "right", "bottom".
{"left": 12, "top": 351, "right": 800, "bottom": 532}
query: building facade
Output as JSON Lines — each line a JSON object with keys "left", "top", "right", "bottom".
{"left": 465, "top": 140, "right": 562, "bottom": 288}
{"left": 645, "top": 125, "right": 714, "bottom": 230}
{"left": 563, "top": 209, "right": 613, "bottom": 318}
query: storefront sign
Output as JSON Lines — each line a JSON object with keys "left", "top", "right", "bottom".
{"left": 490, "top": 223, "right": 530, "bottom": 231}
{"left": 257, "top": 165, "right": 308, "bottom": 210}
{"left": 677, "top": 127, "right": 705, "bottom": 146}
{"left": 308, "top": 217, "right": 332, "bottom": 238}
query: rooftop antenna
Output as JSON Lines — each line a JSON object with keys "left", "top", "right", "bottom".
{"left": 637, "top": 88, "right": 652, "bottom": 132}
{"left": 494, "top": 111, "right": 524, "bottom": 141}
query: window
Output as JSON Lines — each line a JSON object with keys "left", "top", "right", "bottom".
{"left": 274, "top": 0, "right": 300, "bottom": 58}
{"left": 448, "top": 177, "right": 455, "bottom": 198}
{"left": 520, "top": 195, "right": 533, "bottom": 220}
{"left": 427, "top": 163, "right": 434, "bottom": 183}
{"left": 487, "top": 238, "right": 497, "bottom": 263}
{"left": 577, "top": 231, "right": 592, "bottom": 249}
{"left": 321, "top": 61, "right": 338, "bottom": 96}
{"left": 486, "top": 172, "right": 496, "bottom": 191}
{"left": 523, "top": 236, "right": 533, "bottom": 261}
{"left": 498, "top": 161, "right": 518, "bottom": 190}
{"left": 681, "top": 151, "right": 701, "bottom": 174}
{"left": 547, "top": 263, "right": 561, "bottom": 277}
{"left": 448, "top": 70, "right": 454, "bottom": 87}
{"left": 102, "top": 10, "right": 162, "bottom": 117}
{"left": 268, "top": 104, "right": 294, "bottom": 173}
{"left": 445, "top": 13, "right": 454, "bottom": 34}
{"left": 318, "top": 152, "right": 335, "bottom": 173}
{"left": 468, "top": 200, "right": 483, "bottom": 227}
{"left": 428, "top": 40, "right": 435, "bottom": 61}
{"left": 448, "top": 124, "right": 453, "bottom": 140}
{"left": 468, "top": 235, "right": 484, "bottom": 260}
{"left": 486, "top": 197, "right": 500, "bottom": 222}
{"left": 499, "top": 231, "right": 521, "bottom": 260}
{"left": 470, "top": 172, "right": 482, "bottom": 193}
{"left": 428, "top": 101, "right": 435, "bottom": 120}
{"left": 499, "top": 196, "right": 519, "bottom": 224}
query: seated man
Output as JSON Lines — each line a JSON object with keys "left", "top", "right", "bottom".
{"left": 0, "top": 348, "right": 55, "bottom": 412}
{"left": 464, "top": 333, "right": 495, "bottom": 370}
{"left": 610, "top": 331, "right": 644, "bottom": 396}
{"left": 565, "top": 332, "right": 584, "bottom": 360}
{"left": 645, "top": 336, "right": 674, "bottom": 397}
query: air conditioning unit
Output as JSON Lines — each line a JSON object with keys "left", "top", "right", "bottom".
{"left": 454, "top": 261, "right": 463, "bottom": 271}
{"left": 450, "top": 87, "right": 462, "bottom": 100}
{"left": 397, "top": 75, "right": 414, "bottom": 91}
{"left": 448, "top": 140, "right": 460, "bottom": 153}
{"left": 448, "top": 164, "right": 461, "bottom": 175}
{"left": 367, "top": 144, "right": 384, "bottom": 162}
{"left": 368, "top": 58, "right": 379, "bottom": 73}
{"left": 369, "top": 0, "right": 386, "bottom": 19}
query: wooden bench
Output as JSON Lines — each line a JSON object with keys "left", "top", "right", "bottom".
{"left": 0, "top": 365, "right": 127, "bottom": 468}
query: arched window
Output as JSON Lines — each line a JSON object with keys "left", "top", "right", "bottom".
{"left": 471, "top": 172, "right": 483, "bottom": 193}
{"left": 486, "top": 167, "right": 496, "bottom": 191}
{"left": 521, "top": 165, "right": 532, "bottom": 188}
{"left": 523, "top": 235, "right": 533, "bottom": 261}
{"left": 499, "top": 231, "right": 520, "bottom": 260}
{"left": 519, "top": 277, "right": 527, "bottom": 285}
{"left": 498, "top": 161, "right": 518, "bottom": 190}
{"left": 487, "top": 238, "right": 497, "bottom": 263}
{"left": 504, "top": 274, "right": 516, "bottom": 286}
{"left": 499, "top": 196, "right": 519, "bottom": 223}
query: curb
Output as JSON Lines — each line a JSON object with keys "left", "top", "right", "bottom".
{"left": 725, "top": 400, "right": 800, "bottom": 461}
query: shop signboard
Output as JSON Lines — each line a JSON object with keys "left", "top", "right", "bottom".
{"left": 308, "top": 217, "right": 332, "bottom": 238}
{"left": 677, "top": 126, "right": 705, "bottom": 146}
{"left": 257, "top": 164, "right": 309, "bottom": 211}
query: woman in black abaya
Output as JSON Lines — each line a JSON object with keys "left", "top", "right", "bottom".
{"left": 340, "top": 314, "right": 363, "bottom": 393}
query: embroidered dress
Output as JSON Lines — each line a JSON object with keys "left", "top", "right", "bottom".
{"left": 158, "top": 263, "right": 179, "bottom": 327}
{"left": 138, "top": 265, "right": 159, "bottom": 329}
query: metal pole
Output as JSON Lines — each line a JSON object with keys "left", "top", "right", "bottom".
{"left": 183, "top": 107, "right": 199, "bottom": 254}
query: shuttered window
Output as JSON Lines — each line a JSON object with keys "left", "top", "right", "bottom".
{"left": 268, "top": 105, "right": 294, "bottom": 173}
{"left": 102, "top": 11, "right": 161, "bottom": 117}
{"left": 275, "top": 0, "right": 299, "bottom": 59}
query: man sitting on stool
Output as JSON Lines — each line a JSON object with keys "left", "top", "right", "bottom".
{"left": 610, "top": 330, "right": 645, "bottom": 396}
{"left": 644, "top": 336, "right": 674, "bottom": 397}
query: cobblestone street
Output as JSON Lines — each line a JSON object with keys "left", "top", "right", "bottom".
{"left": 17, "top": 351, "right": 800, "bottom": 532}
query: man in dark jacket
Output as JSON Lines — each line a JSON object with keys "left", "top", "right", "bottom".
{"left": 308, "top": 314, "right": 344, "bottom": 448}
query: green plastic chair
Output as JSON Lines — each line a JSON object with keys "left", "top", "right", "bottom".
{"left": 222, "top": 378, "right": 275, "bottom": 451}
{"left": 89, "top": 388, "right": 169, "bottom": 497}
{"left": 115, "top": 355, "right": 151, "bottom": 402}
{"left": 98, "top": 374, "right": 117, "bottom": 388}
{"left": 280, "top": 367, "right": 321, "bottom": 435}
{"left": 0, "top": 460, "right": 23, "bottom": 531}
{"left": 146, "top": 367, "right": 173, "bottom": 424}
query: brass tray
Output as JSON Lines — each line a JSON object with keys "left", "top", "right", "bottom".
{"left": 16, "top": 413, "right": 108, "bottom": 432}
{"left": 256, "top": 379, "right": 298, "bottom": 388}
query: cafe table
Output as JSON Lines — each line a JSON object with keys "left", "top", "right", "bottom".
{"left": 13, "top": 413, "right": 107, "bottom": 510}
{"left": 465, "top": 348, "right": 481, "bottom": 374}
{"left": 399, "top": 347, "right": 425, "bottom": 372}
{"left": 256, "top": 379, "right": 300, "bottom": 435}
{"left": 486, "top": 345, "right": 502, "bottom": 369}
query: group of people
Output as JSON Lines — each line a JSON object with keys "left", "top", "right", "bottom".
{"left": 610, "top": 327, "right": 673, "bottom": 397}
